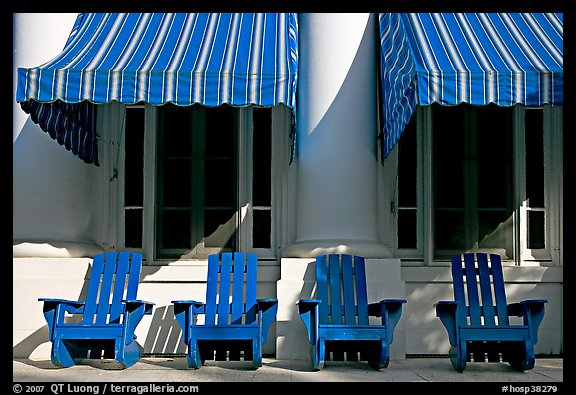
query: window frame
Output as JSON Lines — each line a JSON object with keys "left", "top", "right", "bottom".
{"left": 102, "top": 102, "right": 288, "bottom": 264}
{"left": 394, "top": 104, "right": 562, "bottom": 266}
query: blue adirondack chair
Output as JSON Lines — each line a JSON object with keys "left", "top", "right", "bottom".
{"left": 38, "top": 251, "right": 154, "bottom": 368}
{"left": 297, "top": 254, "right": 406, "bottom": 370}
{"left": 435, "top": 253, "right": 547, "bottom": 372}
{"left": 172, "top": 252, "right": 278, "bottom": 369}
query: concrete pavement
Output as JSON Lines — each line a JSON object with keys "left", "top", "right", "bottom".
{"left": 13, "top": 356, "right": 563, "bottom": 383}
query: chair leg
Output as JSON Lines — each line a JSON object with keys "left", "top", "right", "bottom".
{"left": 252, "top": 338, "right": 262, "bottom": 369}
{"left": 508, "top": 340, "right": 535, "bottom": 372}
{"left": 311, "top": 339, "right": 325, "bottom": 371}
{"left": 118, "top": 339, "right": 143, "bottom": 369}
{"left": 51, "top": 339, "right": 76, "bottom": 368}
{"left": 188, "top": 340, "right": 202, "bottom": 369}
{"left": 369, "top": 339, "right": 389, "bottom": 370}
{"left": 449, "top": 343, "right": 467, "bottom": 372}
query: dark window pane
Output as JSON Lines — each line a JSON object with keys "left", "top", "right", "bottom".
{"left": 205, "top": 158, "right": 236, "bottom": 207}
{"left": 204, "top": 209, "right": 237, "bottom": 249}
{"left": 253, "top": 210, "right": 271, "bottom": 248}
{"left": 398, "top": 116, "right": 417, "bottom": 207}
{"left": 434, "top": 160, "right": 464, "bottom": 207}
{"left": 477, "top": 160, "right": 509, "bottom": 208}
{"left": 162, "top": 105, "right": 192, "bottom": 157}
{"left": 206, "top": 106, "right": 234, "bottom": 157}
{"left": 477, "top": 210, "right": 511, "bottom": 247}
{"left": 162, "top": 159, "right": 191, "bottom": 207}
{"left": 125, "top": 209, "right": 143, "bottom": 248}
{"left": 398, "top": 209, "right": 417, "bottom": 249}
{"left": 253, "top": 108, "right": 272, "bottom": 206}
{"left": 525, "top": 109, "right": 544, "bottom": 208}
{"left": 528, "top": 211, "right": 545, "bottom": 249}
{"left": 435, "top": 210, "right": 466, "bottom": 250}
{"left": 476, "top": 105, "right": 512, "bottom": 159}
{"left": 125, "top": 108, "right": 144, "bottom": 207}
{"left": 433, "top": 104, "right": 465, "bottom": 158}
{"left": 162, "top": 210, "right": 191, "bottom": 249}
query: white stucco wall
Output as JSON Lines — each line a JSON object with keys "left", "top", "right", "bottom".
{"left": 13, "top": 13, "right": 102, "bottom": 257}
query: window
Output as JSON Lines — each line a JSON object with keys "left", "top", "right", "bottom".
{"left": 156, "top": 104, "right": 239, "bottom": 258}
{"left": 525, "top": 108, "right": 545, "bottom": 250}
{"left": 396, "top": 116, "right": 417, "bottom": 250}
{"left": 124, "top": 106, "right": 145, "bottom": 249}
{"left": 396, "top": 103, "right": 562, "bottom": 265}
{"left": 433, "top": 104, "right": 513, "bottom": 259}
{"left": 115, "top": 103, "right": 285, "bottom": 262}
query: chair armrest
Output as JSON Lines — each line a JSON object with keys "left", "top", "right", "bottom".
{"left": 257, "top": 298, "right": 279, "bottom": 312}
{"left": 434, "top": 300, "right": 458, "bottom": 311}
{"left": 121, "top": 300, "right": 154, "bottom": 341}
{"left": 434, "top": 300, "right": 462, "bottom": 347}
{"left": 38, "top": 298, "right": 86, "bottom": 341}
{"left": 123, "top": 299, "right": 155, "bottom": 315}
{"left": 172, "top": 300, "right": 205, "bottom": 313}
{"left": 257, "top": 298, "right": 279, "bottom": 344}
{"left": 172, "top": 300, "right": 206, "bottom": 343}
{"left": 123, "top": 299, "right": 155, "bottom": 305}
{"left": 38, "top": 298, "right": 85, "bottom": 310}
{"left": 507, "top": 299, "right": 547, "bottom": 344}
{"left": 507, "top": 299, "right": 548, "bottom": 317}
{"left": 297, "top": 299, "right": 321, "bottom": 315}
{"left": 297, "top": 299, "right": 321, "bottom": 345}
{"left": 368, "top": 299, "right": 407, "bottom": 317}
{"left": 368, "top": 299, "right": 407, "bottom": 345}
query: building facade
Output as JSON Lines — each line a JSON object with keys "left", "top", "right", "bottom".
{"left": 13, "top": 13, "right": 563, "bottom": 360}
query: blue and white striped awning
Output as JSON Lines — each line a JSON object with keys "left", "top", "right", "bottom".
{"left": 16, "top": 13, "right": 299, "bottom": 165}
{"left": 379, "top": 12, "right": 563, "bottom": 162}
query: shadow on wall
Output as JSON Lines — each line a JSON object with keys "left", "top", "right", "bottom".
{"left": 142, "top": 305, "right": 187, "bottom": 355}
{"left": 13, "top": 264, "right": 93, "bottom": 359}
{"left": 12, "top": 326, "right": 51, "bottom": 360}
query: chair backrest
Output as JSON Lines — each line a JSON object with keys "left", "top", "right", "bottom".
{"left": 205, "top": 252, "right": 258, "bottom": 325}
{"left": 316, "top": 254, "right": 369, "bottom": 326}
{"left": 451, "top": 252, "right": 510, "bottom": 327}
{"left": 82, "top": 252, "right": 143, "bottom": 325}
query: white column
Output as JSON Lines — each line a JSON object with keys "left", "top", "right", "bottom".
{"left": 276, "top": 14, "right": 405, "bottom": 361}
{"left": 283, "top": 13, "right": 391, "bottom": 258}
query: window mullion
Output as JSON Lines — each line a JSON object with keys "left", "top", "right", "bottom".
{"left": 238, "top": 107, "right": 252, "bottom": 252}
{"left": 143, "top": 104, "right": 157, "bottom": 262}
{"left": 465, "top": 107, "right": 478, "bottom": 250}
{"left": 421, "top": 106, "right": 434, "bottom": 265}
{"left": 513, "top": 105, "right": 526, "bottom": 264}
{"left": 191, "top": 107, "right": 206, "bottom": 254}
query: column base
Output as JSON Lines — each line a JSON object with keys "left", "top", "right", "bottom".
{"left": 282, "top": 239, "right": 393, "bottom": 258}
{"left": 13, "top": 240, "right": 105, "bottom": 258}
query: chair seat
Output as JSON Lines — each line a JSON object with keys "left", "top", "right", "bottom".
{"left": 318, "top": 325, "right": 387, "bottom": 341}
{"left": 55, "top": 324, "right": 124, "bottom": 340}
{"left": 190, "top": 324, "right": 261, "bottom": 340}
{"left": 460, "top": 326, "right": 531, "bottom": 342}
